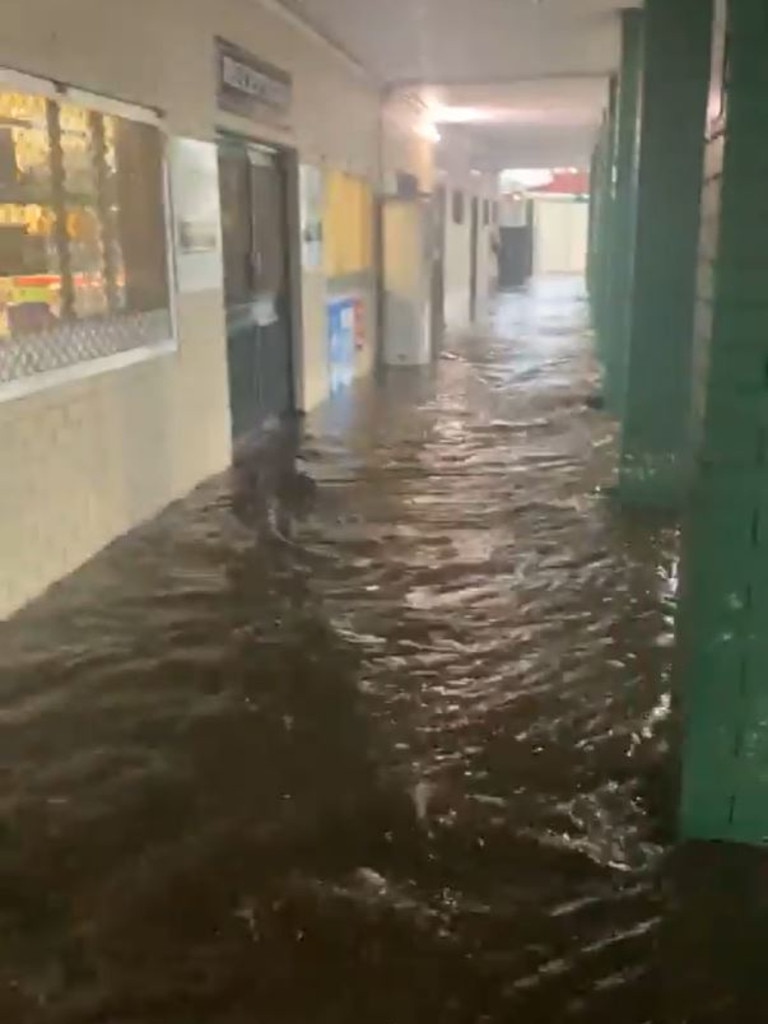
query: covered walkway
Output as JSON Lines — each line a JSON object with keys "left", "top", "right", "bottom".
{"left": 1, "top": 280, "right": 764, "bottom": 1021}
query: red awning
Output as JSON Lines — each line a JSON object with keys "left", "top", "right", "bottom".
{"left": 528, "top": 170, "right": 590, "bottom": 195}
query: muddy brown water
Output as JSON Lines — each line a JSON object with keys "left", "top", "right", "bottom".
{"left": 1, "top": 278, "right": 767, "bottom": 1022}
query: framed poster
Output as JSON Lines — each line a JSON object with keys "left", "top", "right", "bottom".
{"left": 327, "top": 297, "right": 357, "bottom": 392}
{"left": 169, "top": 137, "right": 224, "bottom": 294}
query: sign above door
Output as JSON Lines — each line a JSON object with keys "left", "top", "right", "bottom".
{"left": 215, "top": 37, "right": 292, "bottom": 118}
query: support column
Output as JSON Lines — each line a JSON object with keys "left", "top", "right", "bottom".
{"left": 593, "top": 78, "right": 617, "bottom": 370}
{"left": 679, "top": 0, "right": 768, "bottom": 845}
{"left": 586, "top": 139, "right": 599, "bottom": 305}
{"left": 587, "top": 120, "right": 608, "bottom": 311}
{"left": 619, "top": 0, "right": 713, "bottom": 507}
{"left": 602, "top": 9, "right": 643, "bottom": 415}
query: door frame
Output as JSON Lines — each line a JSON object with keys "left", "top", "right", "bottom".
{"left": 469, "top": 195, "right": 479, "bottom": 321}
{"left": 430, "top": 184, "right": 446, "bottom": 356}
{"left": 216, "top": 129, "right": 304, "bottom": 420}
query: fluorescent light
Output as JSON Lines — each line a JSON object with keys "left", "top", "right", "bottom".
{"left": 417, "top": 122, "right": 441, "bottom": 142}
{"left": 427, "top": 104, "right": 501, "bottom": 125}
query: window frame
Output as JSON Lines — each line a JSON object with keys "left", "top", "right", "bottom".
{"left": 0, "top": 66, "right": 179, "bottom": 404}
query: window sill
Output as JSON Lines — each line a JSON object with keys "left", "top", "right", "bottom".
{"left": 0, "top": 340, "right": 177, "bottom": 407}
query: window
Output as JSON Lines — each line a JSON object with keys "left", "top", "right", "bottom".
{"left": 0, "top": 72, "right": 172, "bottom": 387}
{"left": 452, "top": 189, "right": 465, "bottom": 225}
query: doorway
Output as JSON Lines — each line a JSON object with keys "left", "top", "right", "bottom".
{"left": 430, "top": 185, "right": 446, "bottom": 355}
{"left": 469, "top": 195, "right": 479, "bottom": 321}
{"left": 498, "top": 200, "right": 534, "bottom": 289}
{"left": 217, "top": 136, "right": 294, "bottom": 443}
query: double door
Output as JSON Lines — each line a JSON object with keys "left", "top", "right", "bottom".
{"left": 217, "top": 138, "right": 293, "bottom": 443}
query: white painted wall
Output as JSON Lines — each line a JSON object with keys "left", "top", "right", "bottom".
{"left": 0, "top": 0, "right": 435, "bottom": 616}
{"left": 475, "top": 195, "right": 497, "bottom": 312}
{"left": 532, "top": 198, "right": 589, "bottom": 275}
{"left": 443, "top": 173, "right": 498, "bottom": 330}
{"left": 381, "top": 95, "right": 436, "bottom": 194}
{"left": 443, "top": 185, "right": 472, "bottom": 328}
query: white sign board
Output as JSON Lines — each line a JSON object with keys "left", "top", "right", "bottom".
{"left": 169, "top": 137, "right": 224, "bottom": 294}
{"left": 216, "top": 37, "right": 292, "bottom": 119}
{"left": 299, "top": 164, "right": 324, "bottom": 271}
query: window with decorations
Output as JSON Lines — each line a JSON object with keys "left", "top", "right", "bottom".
{"left": 0, "top": 75, "right": 173, "bottom": 385}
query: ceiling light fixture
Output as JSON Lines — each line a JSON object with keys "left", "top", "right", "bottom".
{"left": 417, "top": 122, "right": 442, "bottom": 143}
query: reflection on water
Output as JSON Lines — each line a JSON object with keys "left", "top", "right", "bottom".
{"left": 1, "top": 277, "right": 767, "bottom": 1021}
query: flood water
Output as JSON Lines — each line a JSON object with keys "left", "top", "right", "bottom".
{"left": 1, "top": 277, "right": 768, "bottom": 1022}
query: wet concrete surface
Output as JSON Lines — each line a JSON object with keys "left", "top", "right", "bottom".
{"left": 1, "top": 277, "right": 768, "bottom": 1022}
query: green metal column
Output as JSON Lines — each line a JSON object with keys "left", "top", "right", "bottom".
{"left": 586, "top": 140, "right": 599, "bottom": 305}
{"left": 679, "top": 0, "right": 768, "bottom": 846}
{"left": 587, "top": 119, "right": 608, "bottom": 311}
{"left": 594, "top": 78, "right": 617, "bottom": 370}
{"left": 602, "top": 9, "right": 643, "bottom": 415}
{"left": 588, "top": 110, "right": 609, "bottom": 326}
{"left": 619, "top": 0, "right": 713, "bottom": 507}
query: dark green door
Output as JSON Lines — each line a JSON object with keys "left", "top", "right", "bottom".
{"left": 217, "top": 139, "right": 293, "bottom": 443}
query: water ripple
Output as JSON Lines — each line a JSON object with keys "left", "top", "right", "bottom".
{"left": 0, "top": 279, "right": 766, "bottom": 1021}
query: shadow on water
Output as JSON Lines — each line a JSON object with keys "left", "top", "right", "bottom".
{"left": 1, "top": 277, "right": 767, "bottom": 1021}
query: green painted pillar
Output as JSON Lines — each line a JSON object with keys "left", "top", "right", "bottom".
{"left": 679, "top": 0, "right": 768, "bottom": 846}
{"left": 619, "top": 0, "right": 713, "bottom": 507}
{"left": 594, "top": 78, "right": 617, "bottom": 368}
{"left": 586, "top": 140, "right": 599, "bottom": 304}
{"left": 603, "top": 9, "right": 643, "bottom": 415}
{"left": 587, "top": 119, "right": 608, "bottom": 310}
{"left": 588, "top": 111, "right": 609, "bottom": 322}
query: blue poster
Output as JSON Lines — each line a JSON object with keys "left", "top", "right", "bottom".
{"left": 327, "top": 297, "right": 356, "bottom": 393}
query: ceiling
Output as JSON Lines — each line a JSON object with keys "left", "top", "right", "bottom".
{"left": 420, "top": 77, "right": 612, "bottom": 169}
{"left": 277, "top": 0, "right": 638, "bottom": 170}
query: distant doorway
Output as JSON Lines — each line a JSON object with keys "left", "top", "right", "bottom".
{"left": 217, "top": 136, "right": 294, "bottom": 443}
{"left": 469, "top": 195, "right": 479, "bottom": 320}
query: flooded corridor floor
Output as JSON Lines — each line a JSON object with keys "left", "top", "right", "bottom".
{"left": 2, "top": 277, "right": 768, "bottom": 1022}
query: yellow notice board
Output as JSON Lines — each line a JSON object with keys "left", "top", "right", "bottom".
{"left": 323, "top": 170, "right": 373, "bottom": 278}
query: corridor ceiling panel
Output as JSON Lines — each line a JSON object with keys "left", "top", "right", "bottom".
{"left": 275, "top": 0, "right": 637, "bottom": 85}
{"left": 274, "top": 0, "right": 641, "bottom": 170}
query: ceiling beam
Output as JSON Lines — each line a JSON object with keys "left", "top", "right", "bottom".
{"left": 260, "top": 0, "right": 381, "bottom": 84}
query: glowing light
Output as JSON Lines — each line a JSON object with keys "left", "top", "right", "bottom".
{"left": 427, "top": 104, "right": 501, "bottom": 125}
{"left": 500, "top": 168, "right": 555, "bottom": 189}
{"left": 417, "top": 122, "right": 441, "bottom": 143}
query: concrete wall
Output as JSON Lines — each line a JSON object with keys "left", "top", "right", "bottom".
{"left": 0, "top": 0, "right": 433, "bottom": 617}
{"left": 532, "top": 197, "right": 589, "bottom": 275}
{"left": 381, "top": 95, "right": 436, "bottom": 194}
{"left": 2, "top": 0, "right": 381, "bottom": 166}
